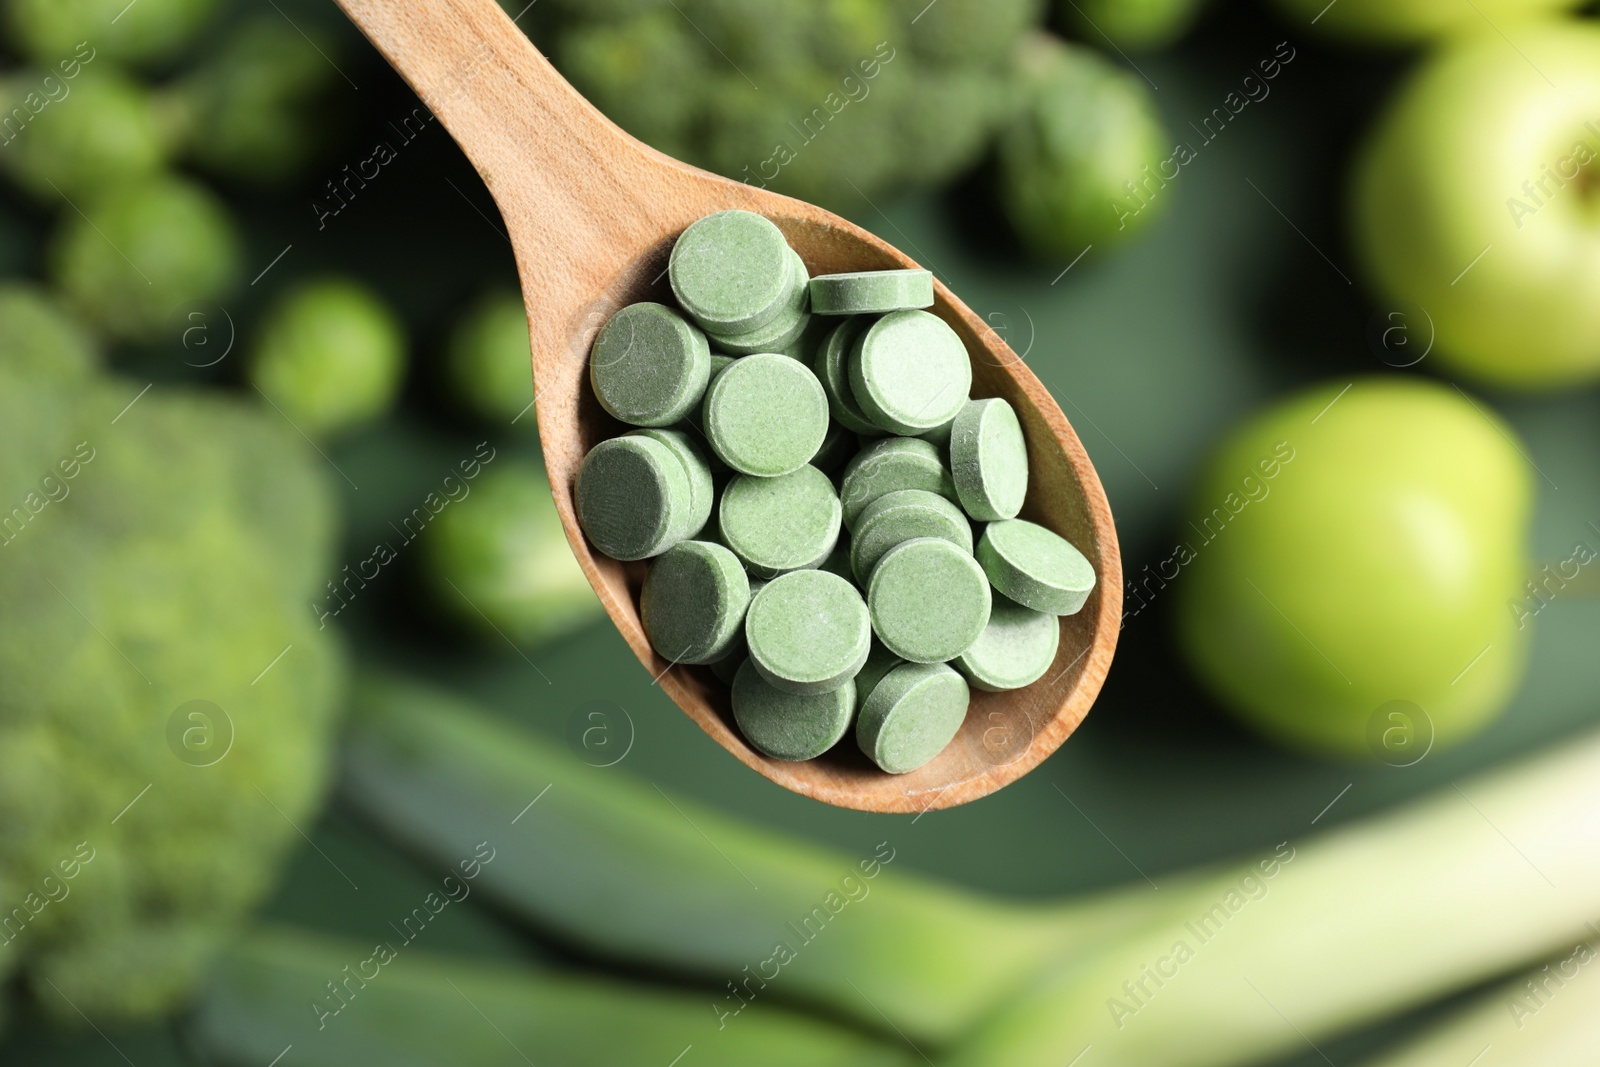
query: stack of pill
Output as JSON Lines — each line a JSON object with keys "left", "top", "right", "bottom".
{"left": 576, "top": 209, "right": 1097, "bottom": 775}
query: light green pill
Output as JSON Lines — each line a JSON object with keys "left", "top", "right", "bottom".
{"left": 811, "top": 422, "right": 857, "bottom": 474}
{"left": 868, "top": 537, "right": 991, "bottom": 663}
{"left": 809, "top": 269, "right": 935, "bottom": 315}
{"left": 588, "top": 302, "right": 711, "bottom": 427}
{"left": 706, "top": 248, "right": 811, "bottom": 356}
{"left": 852, "top": 641, "right": 904, "bottom": 712}
{"left": 849, "top": 309, "right": 972, "bottom": 435}
{"left": 812, "top": 316, "right": 883, "bottom": 436}
{"left": 955, "top": 594, "right": 1060, "bottom": 692}
{"left": 949, "top": 398, "right": 1029, "bottom": 521}
{"left": 976, "top": 519, "right": 1097, "bottom": 615}
{"left": 626, "top": 428, "right": 714, "bottom": 541}
{"left": 703, "top": 353, "right": 829, "bottom": 477}
{"left": 719, "top": 466, "right": 841, "bottom": 577}
{"left": 668, "top": 210, "right": 793, "bottom": 333}
{"left": 733, "top": 659, "right": 855, "bottom": 760}
{"left": 575, "top": 435, "right": 692, "bottom": 561}
{"left": 745, "top": 569, "right": 871, "bottom": 694}
{"left": 641, "top": 540, "right": 751, "bottom": 665}
{"left": 856, "top": 661, "right": 970, "bottom": 775}
{"left": 839, "top": 437, "right": 956, "bottom": 531}
{"left": 850, "top": 488, "right": 972, "bottom": 584}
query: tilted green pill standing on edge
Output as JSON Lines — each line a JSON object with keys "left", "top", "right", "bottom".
{"left": 868, "top": 537, "right": 992, "bottom": 663}
{"left": 733, "top": 660, "right": 855, "bottom": 761}
{"left": 839, "top": 436, "right": 957, "bottom": 531}
{"left": 850, "top": 488, "right": 972, "bottom": 583}
{"left": 626, "top": 428, "right": 715, "bottom": 542}
{"left": 809, "top": 269, "right": 935, "bottom": 315}
{"left": 745, "top": 569, "right": 872, "bottom": 695}
{"left": 857, "top": 661, "right": 970, "bottom": 774}
{"left": 812, "top": 316, "right": 883, "bottom": 436}
{"left": 641, "top": 540, "right": 751, "bottom": 666}
{"left": 849, "top": 309, "right": 972, "bottom": 435}
{"left": 976, "top": 519, "right": 1097, "bottom": 615}
{"left": 589, "top": 302, "right": 711, "bottom": 428}
{"left": 949, "top": 397, "right": 1029, "bottom": 521}
{"left": 703, "top": 353, "right": 830, "bottom": 477}
{"left": 668, "top": 210, "right": 794, "bottom": 334}
{"left": 719, "top": 466, "right": 842, "bottom": 578}
{"left": 574, "top": 435, "right": 693, "bottom": 561}
{"left": 955, "top": 594, "right": 1061, "bottom": 692}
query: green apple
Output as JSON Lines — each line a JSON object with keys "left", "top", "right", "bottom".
{"left": 1273, "top": 0, "right": 1581, "bottom": 46}
{"left": 1175, "top": 377, "right": 1533, "bottom": 760}
{"left": 1353, "top": 23, "right": 1600, "bottom": 387}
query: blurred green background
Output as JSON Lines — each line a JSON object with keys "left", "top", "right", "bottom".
{"left": 3, "top": 0, "right": 1600, "bottom": 1063}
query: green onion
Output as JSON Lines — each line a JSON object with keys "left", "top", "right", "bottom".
{"left": 189, "top": 926, "right": 915, "bottom": 1067}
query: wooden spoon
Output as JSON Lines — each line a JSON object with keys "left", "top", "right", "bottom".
{"left": 334, "top": 0, "right": 1121, "bottom": 813}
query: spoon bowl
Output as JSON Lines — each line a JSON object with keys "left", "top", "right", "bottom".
{"left": 335, "top": 0, "right": 1122, "bottom": 812}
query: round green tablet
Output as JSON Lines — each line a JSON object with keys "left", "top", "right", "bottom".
{"left": 703, "top": 353, "right": 829, "bottom": 477}
{"left": 668, "top": 210, "right": 793, "bottom": 333}
{"left": 955, "top": 593, "right": 1060, "bottom": 692}
{"left": 839, "top": 437, "right": 956, "bottom": 531}
{"left": 745, "top": 569, "right": 871, "bottom": 694}
{"left": 809, "top": 269, "right": 934, "bottom": 315}
{"left": 626, "top": 428, "right": 714, "bottom": 541}
{"left": 868, "top": 537, "right": 991, "bottom": 663}
{"left": 706, "top": 248, "right": 811, "bottom": 356}
{"left": 849, "top": 309, "right": 971, "bottom": 435}
{"left": 811, "top": 421, "right": 857, "bottom": 474}
{"left": 719, "top": 466, "right": 841, "bottom": 577}
{"left": 852, "top": 641, "right": 904, "bottom": 712}
{"left": 733, "top": 659, "right": 855, "bottom": 760}
{"left": 811, "top": 317, "right": 883, "bottom": 436}
{"left": 976, "top": 519, "right": 1097, "bottom": 615}
{"left": 850, "top": 488, "right": 972, "bottom": 583}
{"left": 856, "top": 661, "right": 970, "bottom": 774}
{"left": 949, "top": 398, "right": 1029, "bottom": 521}
{"left": 575, "top": 435, "right": 693, "bottom": 561}
{"left": 641, "top": 540, "right": 751, "bottom": 665}
{"left": 589, "top": 302, "right": 711, "bottom": 427}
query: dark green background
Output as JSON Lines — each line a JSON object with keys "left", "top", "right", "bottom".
{"left": 5, "top": 1, "right": 1599, "bottom": 1062}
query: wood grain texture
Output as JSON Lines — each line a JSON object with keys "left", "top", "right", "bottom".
{"left": 334, "top": 0, "right": 1122, "bottom": 812}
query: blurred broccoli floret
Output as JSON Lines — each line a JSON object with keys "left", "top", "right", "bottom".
{"left": 48, "top": 173, "right": 241, "bottom": 342}
{"left": 248, "top": 278, "right": 407, "bottom": 439}
{"left": 0, "top": 68, "right": 172, "bottom": 201}
{"left": 993, "top": 35, "right": 1170, "bottom": 256}
{"left": 0, "top": 284, "right": 345, "bottom": 1026}
{"left": 446, "top": 289, "right": 536, "bottom": 428}
{"left": 1055, "top": 0, "right": 1208, "bottom": 51}
{"left": 3, "top": 0, "right": 218, "bottom": 69}
{"left": 543, "top": 0, "right": 1045, "bottom": 208}
{"left": 424, "top": 461, "right": 601, "bottom": 647}
{"left": 169, "top": 17, "right": 341, "bottom": 185}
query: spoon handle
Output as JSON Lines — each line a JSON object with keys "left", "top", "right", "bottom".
{"left": 331, "top": 0, "right": 681, "bottom": 277}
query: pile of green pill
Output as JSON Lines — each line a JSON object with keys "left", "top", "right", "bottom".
{"left": 576, "top": 209, "right": 1097, "bottom": 775}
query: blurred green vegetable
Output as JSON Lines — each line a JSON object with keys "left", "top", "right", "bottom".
{"left": 248, "top": 277, "right": 406, "bottom": 438}
{"left": 1057, "top": 0, "right": 1207, "bottom": 51}
{"left": 49, "top": 173, "right": 240, "bottom": 341}
{"left": 445, "top": 289, "right": 535, "bottom": 426}
{"left": 0, "top": 284, "right": 345, "bottom": 1026}
{"left": 993, "top": 35, "right": 1169, "bottom": 255}
{"left": 170, "top": 17, "right": 341, "bottom": 184}
{"left": 3, "top": 0, "right": 217, "bottom": 68}
{"left": 0, "top": 68, "right": 171, "bottom": 200}
{"left": 424, "top": 460, "right": 601, "bottom": 646}
{"left": 537, "top": 0, "right": 1042, "bottom": 209}
{"left": 1175, "top": 377, "right": 1532, "bottom": 759}
{"left": 190, "top": 927, "right": 915, "bottom": 1066}
{"left": 1272, "top": 0, "right": 1582, "bottom": 46}
{"left": 346, "top": 675, "right": 1600, "bottom": 1067}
